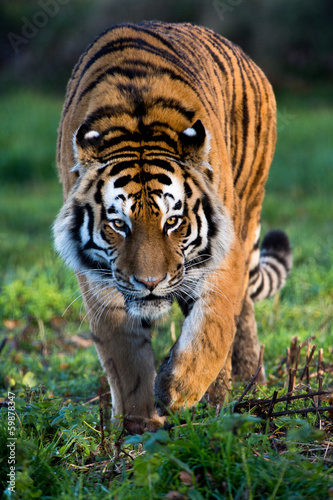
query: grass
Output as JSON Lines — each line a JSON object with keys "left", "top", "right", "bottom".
{"left": 0, "top": 87, "right": 332, "bottom": 498}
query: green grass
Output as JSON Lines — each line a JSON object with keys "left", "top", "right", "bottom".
{"left": 0, "top": 88, "right": 332, "bottom": 498}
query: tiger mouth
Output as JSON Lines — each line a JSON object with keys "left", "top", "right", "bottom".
{"left": 125, "top": 294, "right": 173, "bottom": 319}
{"left": 139, "top": 293, "right": 172, "bottom": 301}
{"left": 127, "top": 294, "right": 173, "bottom": 305}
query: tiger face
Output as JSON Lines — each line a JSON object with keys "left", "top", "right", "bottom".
{"left": 54, "top": 121, "right": 233, "bottom": 320}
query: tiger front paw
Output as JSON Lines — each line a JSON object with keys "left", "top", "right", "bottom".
{"left": 154, "top": 357, "right": 203, "bottom": 416}
{"left": 113, "top": 414, "right": 165, "bottom": 434}
{"left": 123, "top": 416, "right": 165, "bottom": 434}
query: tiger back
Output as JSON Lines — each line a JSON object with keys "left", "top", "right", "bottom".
{"left": 54, "top": 21, "right": 291, "bottom": 433}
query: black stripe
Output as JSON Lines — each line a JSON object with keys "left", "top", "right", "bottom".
{"left": 71, "top": 201, "right": 84, "bottom": 234}
{"left": 186, "top": 235, "right": 202, "bottom": 251}
{"left": 150, "top": 158, "right": 175, "bottom": 173}
{"left": 150, "top": 189, "right": 163, "bottom": 197}
{"left": 261, "top": 251, "right": 288, "bottom": 270}
{"left": 84, "top": 204, "right": 95, "bottom": 239}
{"left": 202, "top": 195, "right": 217, "bottom": 238}
{"left": 100, "top": 132, "right": 179, "bottom": 156}
{"left": 264, "top": 261, "right": 282, "bottom": 289}
{"left": 155, "top": 173, "right": 172, "bottom": 185}
{"left": 101, "top": 150, "right": 141, "bottom": 163}
{"left": 233, "top": 56, "right": 250, "bottom": 186}
{"left": 249, "top": 264, "right": 260, "bottom": 279}
{"left": 114, "top": 175, "right": 132, "bottom": 188}
{"left": 107, "top": 205, "right": 117, "bottom": 214}
{"left": 192, "top": 198, "right": 200, "bottom": 215}
{"left": 110, "top": 161, "right": 134, "bottom": 177}
{"left": 83, "top": 177, "right": 96, "bottom": 194}
{"left": 265, "top": 267, "right": 274, "bottom": 297}
{"left": 176, "top": 293, "right": 197, "bottom": 317}
{"left": 184, "top": 181, "right": 192, "bottom": 198}
{"left": 94, "top": 179, "right": 104, "bottom": 204}
{"left": 150, "top": 97, "right": 195, "bottom": 122}
{"left": 131, "top": 171, "right": 172, "bottom": 186}
{"left": 84, "top": 106, "right": 130, "bottom": 129}
{"left": 250, "top": 272, "right": 264, "bottom": 299}
{"left": 101, "top": 145, "right": 176, "bottom": 163}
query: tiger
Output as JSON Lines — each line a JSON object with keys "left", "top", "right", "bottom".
{"left": 53, "top": 21, "right": 292, "bottom": 433}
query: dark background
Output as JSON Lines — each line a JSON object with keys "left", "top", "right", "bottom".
{"left": 2, "top": 0, "right": 333, "bottom": 95}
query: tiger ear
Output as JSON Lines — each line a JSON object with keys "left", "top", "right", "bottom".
{"left": 179, "top": 120, "right": 209, "bottom": 164}
{"left": 72, "top": 122, "right": 102, "bottom": 170}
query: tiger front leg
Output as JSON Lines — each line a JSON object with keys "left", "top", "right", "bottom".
{"left": 94, "top": 318, "right": 165, "bottom": 434}
{"left": 154, "top": 294, "right": 237, "bottom": 415}
{"left": 231, "top": 291, "right": 266, "bottom": 384}
{"left": 205, "top": 292, "right": 265, "bottom": 406}
{"left": 78, "top": 277, "right": 165, "bottom": 434}
{"left": 154, "top": 252, "right": 245, "bottom": 415}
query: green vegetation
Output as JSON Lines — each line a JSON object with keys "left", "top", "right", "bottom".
{"left": 0, "top": 88, "right": 332, "bottom": 498}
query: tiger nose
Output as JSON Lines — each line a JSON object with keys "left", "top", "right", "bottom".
{"left": 134, "top": 275, "right": 165, "bottom": 291}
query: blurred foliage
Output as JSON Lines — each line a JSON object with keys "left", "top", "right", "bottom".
{"left": 1, "top": 0, "right": 333, "bottom": 94}
{"left": 0, "top": 91, "right": 60, "bottom": 183}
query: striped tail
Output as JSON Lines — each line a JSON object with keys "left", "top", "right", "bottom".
{"left": 248, "top": 229, "right": 292, "bottom": 303}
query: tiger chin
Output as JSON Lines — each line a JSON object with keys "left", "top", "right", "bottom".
{"left": 54, "top": 21, "right": 292, "bottom": 434}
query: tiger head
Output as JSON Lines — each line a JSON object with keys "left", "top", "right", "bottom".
{"left": 54, "top": 119, "right": 233, "bottom": 320}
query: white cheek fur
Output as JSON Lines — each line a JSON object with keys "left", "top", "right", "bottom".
{"left": 80, "top": 211, "right": 90, "bottom": 247}
{"left": 53, "top": 204, "right": 81, "bottom": 272}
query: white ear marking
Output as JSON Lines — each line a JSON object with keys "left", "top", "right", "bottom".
{"left": 182, "top": 127, "right": 197, "bottom": 137}
{"left": 84, "top": 130, "right": 100, "bottom": 140}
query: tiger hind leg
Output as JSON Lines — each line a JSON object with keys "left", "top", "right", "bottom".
{"left": 232, "top": 229, "right": 292, "bottom": 382}
{"left": 231, "top": 291, "right": 266, "bottom": 383}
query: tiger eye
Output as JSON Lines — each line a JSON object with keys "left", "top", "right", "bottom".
{"left": 166, "top": 216, "right": 178, "bottom": 226}
{"left": 113, "top": 219, "right": 125, "bottom": 228}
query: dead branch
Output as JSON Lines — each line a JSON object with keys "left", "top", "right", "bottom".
{"left": 270, "top": 405, "right": 333, "bottom": 418}
{"left": 233, "top": 365, "right": 262, "bottom": 407}
{"left": 234, "top": 389, "right": 333, "bottom": 412}
{"left": 299, "top": 345, "right": 316, "bottom": 383}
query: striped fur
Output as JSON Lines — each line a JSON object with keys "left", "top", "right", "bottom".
{"left": 249, "top": 229, "right": 292, "bottom": 302}
{"left": 54, "top": 22, "right": 291, "bottom": 431}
